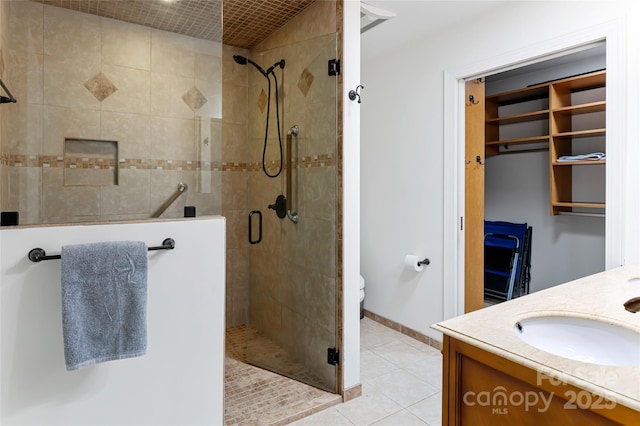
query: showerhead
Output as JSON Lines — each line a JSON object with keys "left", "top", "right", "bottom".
{"left": 232, "top": 55, "right": 247, "bottom": 65}
{"left": 233, "top": 54, "right": 268, "bottom": 77}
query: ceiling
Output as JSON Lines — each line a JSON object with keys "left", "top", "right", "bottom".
{"left": 33, "top": 0, "right": 317, "bottom": 49}
{"left": 361, "top": 1, "right": 505, "bottom": 61}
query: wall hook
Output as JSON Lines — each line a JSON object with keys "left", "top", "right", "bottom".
{"left": 348, "top": 85, "right": 364, "bottom": 103}
{"left": 468, "top": 94, "right": 479, "bottom": 105}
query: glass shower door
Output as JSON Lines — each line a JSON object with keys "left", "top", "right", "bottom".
{"left": 246, "top": 33, "right": 339, "bottom": 393}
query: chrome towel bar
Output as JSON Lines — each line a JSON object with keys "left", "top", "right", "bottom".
{"left": 28, "top": 238, "right": 175, "bottom": 263}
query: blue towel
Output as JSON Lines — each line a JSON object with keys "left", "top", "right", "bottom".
{"left": 61, "top": 241, "right": 148, "bottom": 370}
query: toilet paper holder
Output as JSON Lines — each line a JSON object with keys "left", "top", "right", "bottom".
{"left": 417, "top": 258, "right": 430, "bottom": 267}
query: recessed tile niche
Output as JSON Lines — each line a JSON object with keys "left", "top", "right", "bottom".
{"left": 64, "top": 139, "right": 118, "bottom": 186}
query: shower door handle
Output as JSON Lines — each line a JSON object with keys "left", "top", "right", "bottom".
{"left": 248, "top": 210, "right": 262, "bottom": 244}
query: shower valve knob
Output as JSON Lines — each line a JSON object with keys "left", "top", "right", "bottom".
{"left": 268, "top": 195, "right": 287, "bottom": 219}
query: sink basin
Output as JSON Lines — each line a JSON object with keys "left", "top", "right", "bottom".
{"left": 514, "top": 316, "right": 640, "bottom": 366}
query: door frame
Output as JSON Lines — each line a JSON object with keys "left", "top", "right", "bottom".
{"left": 443, "top": 19, "right": 628, "bottom": 320}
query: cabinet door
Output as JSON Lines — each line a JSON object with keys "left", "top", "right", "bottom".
{"left": 464, "top": 79, "right": 485, "bottom": 313}
{"left": 443, "top": 337, "right": 633, "bottom": 425}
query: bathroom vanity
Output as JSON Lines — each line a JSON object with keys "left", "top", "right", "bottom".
{"left": 433, "top": 266, "right": 640, "bottom": 425}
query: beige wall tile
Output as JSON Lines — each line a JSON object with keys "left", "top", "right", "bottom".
{"left": 222, "top": 121, "right": 248, "bottom": 164}
{"left": 100, "top": 169, "right": 150, "bottom": 215}
{"left": 209, "top": 118, "right": 223, "bottom": 163}
{"left": 42, "top": 167, "right": 101, "bottom": 220}
{"left": 6, "top": 102, "right": 42, "bottom": 155}
{"left": 43, "top": 105, "right": 101, "bottom": 156}
{"left": 43, "top": 5, "right": 100, "bottom": 61}
{"left": 65, "top": 168, "right": 116, "bottom": 187}
{"left": 101, "top": 18, "right": 151, "bottom": 71}
{"left": 195, "top": 77, "right": 222, "bottom": 119}
{"left": 281, "top": 305, "right": 306, "bottom": 360}
{"left": 100, "top": 111, "right": 151, "bottom": 160}
{"left": 305, "top": 98, "right": 337, "bottom": 156}
{"left": 150, "top": 116, "right": 196, "bottom": 162}
{"left": 100, "top": 64, "right": 150, "bottom": 115}
{"left": 43, "top": 54, "right": 101, "bottom": 109}
{"left": 151, "top": 72, "right": 197, "bottom": 119}
{"left": 190, "top": 176, "right": 221, "bottom": 215}
{"left": 151, "top": 29, "right": 195, "bottom": 78}
{"left": 196, "top": 51, "right": 222, "bottom": 82}
{"left": 223, "top": 83, "right": 248, "bottom": 126}
{"left": 224, "top": 209, "right": 247, "bottom": 250}
{"left": 300, "top": 166, "right": 336, "bottom": 222}
{"left": 7, "top": 50, "right": 43, "bottom": 105}
{"left": 7, "top": 166, "right": 41, "bottom": 224}
{"left": 221, "top": 170, "right": 247, "bottom": 211}
{"left": 8, "top": 0, "right": 43, "bottom": 54}
{"left": 193, "top": 38, "right": 221, "bottom": 57}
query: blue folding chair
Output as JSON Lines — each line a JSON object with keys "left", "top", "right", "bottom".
{"left": 484, "top": 221, "right": 532, "bottom": 301}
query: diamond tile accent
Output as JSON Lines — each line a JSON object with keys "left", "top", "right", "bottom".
{"left": 257, "top": 88, "right": 268, "bottom": 113}
{"left": 182, "top": 86, "right": 208, "bottom": 112}
{"left": 298, "top": 67, "right": 315, "bottom": 97}
{"left": 84, "top": 72, "right": 118, "bottom": 102}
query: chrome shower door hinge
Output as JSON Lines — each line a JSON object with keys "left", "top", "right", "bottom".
{"left": 327, "top": 347, "right": 339, "bottom": 365}
{"left": 328, "top": 59, "right": 340, "bottom": 76}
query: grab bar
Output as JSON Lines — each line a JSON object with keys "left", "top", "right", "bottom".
{"left": 152, "top": 182, "right": 188, "bottom": 218}
{"left": 286, "top": 125, "right": 299, "bottom": 224}
{"left": 28, "top": 238, "right": 176, "bottom": 262}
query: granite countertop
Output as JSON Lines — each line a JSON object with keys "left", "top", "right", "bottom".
{"left": 432, "top": 266, "right": 640, "bottom": 411}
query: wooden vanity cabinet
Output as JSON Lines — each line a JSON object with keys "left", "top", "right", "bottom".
{"left": 441, "top": 336, "right": 637, "bottom": 425}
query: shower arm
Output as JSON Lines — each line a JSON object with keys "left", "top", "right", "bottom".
{"left": 286, "top": 125, "right": 299, "bottom": 224}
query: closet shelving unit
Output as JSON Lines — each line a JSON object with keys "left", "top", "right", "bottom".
{"left": 485, "top": 70, "right": 606, "bottom": 216}
{"left": 485, "top": 85, "right": 550, "bottom": 157}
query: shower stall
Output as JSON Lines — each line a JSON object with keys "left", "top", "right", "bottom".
{"left": 0, "top": 0, "right": 341, "bottom": 395}
{"left": 241, "top": 34, "right": 339, "bottom": 392}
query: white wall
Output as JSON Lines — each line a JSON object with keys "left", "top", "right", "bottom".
{"left": 361, "top": 1, "right": 640, "bottom": 340}
{"left": 1, "top": 218, "right": 225, "bottom": 425}
{"left": 342, "top": 0, "right": 361, "bottom": 391}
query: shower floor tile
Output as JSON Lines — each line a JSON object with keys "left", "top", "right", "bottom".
{"left": 225, "top": 325, "right": 341, "bottom": 426}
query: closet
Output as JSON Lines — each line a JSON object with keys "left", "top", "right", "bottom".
{"left": 480, "top": 45, "right": 606, "bottom": 299}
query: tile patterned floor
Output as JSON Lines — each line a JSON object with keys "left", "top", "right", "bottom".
{"left": 226, "top": 325, "right": 332, "bottom": 389}
{"left": 225, "top": 318, "right": 443, "bottom": 425}
{"left": 291, "top": 317, "right": 443, "bottom": 425}
{"left": 225, "top": 325, "right": 342, "bottom": 425}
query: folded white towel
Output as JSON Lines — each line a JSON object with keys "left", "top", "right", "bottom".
{"left": 61, "top": 241, "right": 148, "bottom": 370}
{"left": 557, "top": 152, "right": 606, "bottom": 162}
